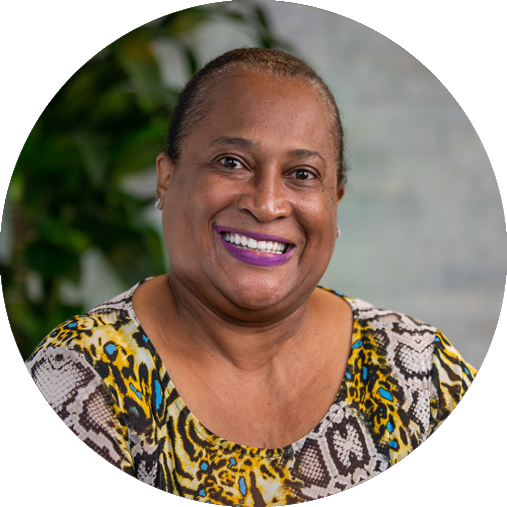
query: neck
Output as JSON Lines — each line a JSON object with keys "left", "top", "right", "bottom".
{"left": 167, "top": 273, "right": 314, "bottom": 372}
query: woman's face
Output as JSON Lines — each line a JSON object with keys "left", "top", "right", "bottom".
{"left": 157, "top": 72, "right": 344, "bottom": 319}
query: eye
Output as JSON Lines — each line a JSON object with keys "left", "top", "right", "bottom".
{"left": 218, "top": 157, "right": 244, "bottom": 170}
{"left": 292, "top": 169, "right": 315, "bottom": 180}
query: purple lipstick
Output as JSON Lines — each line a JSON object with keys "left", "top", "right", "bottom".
{"left": 214, "top": 226, "right": 295, "bottom": 267}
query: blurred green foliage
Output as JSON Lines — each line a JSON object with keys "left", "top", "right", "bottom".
{"left": 1, "top": 1, "right": 292, "bottom": 360}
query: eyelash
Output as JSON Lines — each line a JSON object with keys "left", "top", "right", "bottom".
{"left": 290, "top": 169, "right": 316, "bottom": 181}
{"left": 218, "top": 156, "right": 245, "bottom": 170}
{"left": 217, "top": 156, "right": 318, "bottom": 182}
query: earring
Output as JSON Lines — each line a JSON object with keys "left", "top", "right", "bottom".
{"left": 337, "top": 226, "right": 341, "bottom": 238}
{"left": 154, "top": 198, "right": 162, "bottom": 209}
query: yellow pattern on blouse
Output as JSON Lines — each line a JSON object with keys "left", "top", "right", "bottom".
{"left": 26, "top": 283, "right": 476, "bottom": 505}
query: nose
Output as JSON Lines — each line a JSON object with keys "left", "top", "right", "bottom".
{"left": 236, "top": 171, "right": 292, "bottom": 222}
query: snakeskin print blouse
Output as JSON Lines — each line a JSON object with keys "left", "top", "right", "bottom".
{"left": 25, "top": 281, "right": 476, "bottom": 505}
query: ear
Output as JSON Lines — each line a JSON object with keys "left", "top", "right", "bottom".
{"left": 156, "top": 153, "right": 175, "bottom": 209}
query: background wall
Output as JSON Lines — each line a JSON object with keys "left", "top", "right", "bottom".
{"left": 191, "top": 0, "right": 507, "bottom": 427}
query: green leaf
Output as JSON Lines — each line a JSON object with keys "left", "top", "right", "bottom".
{"left": 25, "top": 240, "right": 81, "bottom": 283}
{"left": 6, "top": 301, "right": 43, "bottom": 358}
{"left": 41, "top": 218, "right": 90, "bottom": 253}
{"left": 90, "top": 84, "right": 141, "bottom": 127}
{"left": 223, "top": 12, "right": 247, "bottom": 22}
{"left": 114, "top": 30, "right": 166, "bottom": 112}
{"left": 111, "top": 118, "right": 168, "bottom": 179}
{"left": 160, "top": 7, "right": 213, "bottom": 36}
{"left": 46, "top": 70, "right": 99, "bottom": 126}
{"left": 254, "top": 6, "right": 270, "bottom": 30}
{"left": 183, "top": 45, "right": 199, "bottom": 75}
{"left": 71, "top": 131, "right": 108, "bottom": 185}
{"left": 6, "top": 170, "right": 24, "bottom": 204}
{"left": 3, "top": 0, "right": 58, "bottom": 63}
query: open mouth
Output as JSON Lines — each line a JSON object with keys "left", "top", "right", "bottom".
{"left": 220, "top": 231, "right": 289, "bottom": 255}
{"left": 214, "top": 226, "right": 295, "bottom": 267}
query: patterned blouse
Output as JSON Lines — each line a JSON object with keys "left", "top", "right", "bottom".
{"left": 25, "top": 281, "right": 476, "bottom": 505}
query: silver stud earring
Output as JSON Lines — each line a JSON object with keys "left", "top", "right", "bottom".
{"left": 155, "top": 198, "right": 162, "bottom": 209}
{"left": 337, "top": 226, "right": 341, "bottom": 238}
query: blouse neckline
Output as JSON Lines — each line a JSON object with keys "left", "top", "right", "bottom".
{"left": 124, "top": 279, "right": 361, "bottom": 457}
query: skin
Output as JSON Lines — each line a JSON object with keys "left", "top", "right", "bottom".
{"left": 132, "top": 72, "right": 353, "bottom": 449}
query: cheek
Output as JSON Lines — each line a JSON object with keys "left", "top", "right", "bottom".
{"left": 296, "top": 193, "right": 337, "bottom": 237}
{"left": 189, "top": 177, "right": 239, "bottom": 225}
{"left": 164, "top": 173, "right": 238, "bottom": 237}
{"left": 296, "top": 205, "right": 337, "bottom": 270}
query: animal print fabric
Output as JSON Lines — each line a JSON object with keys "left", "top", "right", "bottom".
{"left": 25, "top": 282, "right": 476, "bottom": 505}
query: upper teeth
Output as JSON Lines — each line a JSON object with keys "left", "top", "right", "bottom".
{"left": 222, "top": 232, "right": 288, "bottom": 254}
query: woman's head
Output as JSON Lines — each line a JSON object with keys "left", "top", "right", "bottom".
{"left": 165, "top": 48, "right": 347, "bottom": 189}
{"left": 156, "top": 49, "right": 346, "bottom": 320}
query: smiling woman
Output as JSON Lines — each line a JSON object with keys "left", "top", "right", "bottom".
{"left": 24, "top": 48, "right": 475, "bottom": 505}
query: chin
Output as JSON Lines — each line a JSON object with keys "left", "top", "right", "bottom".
{"left": 224, "top": 273, "right": 305, "bottom": 314}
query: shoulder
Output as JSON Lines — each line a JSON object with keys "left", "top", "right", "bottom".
{"left": 429, "top": 329, "right": 476, "bottom": 432}
{"left": 323, "top": 288, "right": 477, "bottom": 437}
{"left": 346, "top": 295, "right": 437, "bottom": 336}
{"left": 29, "top": 283, "right": 145, "bottom": 361}
{"left": 415, "top": 331, "right": 507, "bottom": 505}
{"left": 345, "top": 298, "right": 483, "bottom": 406}
{"left": 0, "top": 347, "right": 137, "bottom": 505}
{"left": 322, "top": 289, "right": 441, "bottom": 426}
{"left": 28, "top": 284, "right": 163, "bottom": 418}
{"left": 322, "top": 287, "right": 438, "bottom": 359}
{"left": 316, "top": 291, "right": 440, "bottom": 460}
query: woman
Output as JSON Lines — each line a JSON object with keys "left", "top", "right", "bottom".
{"left": 25, "top": 48, "right": 476, "bottom": 505}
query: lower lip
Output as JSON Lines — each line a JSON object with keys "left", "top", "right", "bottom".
{"left": 217, "top": 233, "right": 295, "bottom": 267}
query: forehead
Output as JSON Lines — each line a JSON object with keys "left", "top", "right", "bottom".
{"left": 209, "top": 71, "right": 330, "bottom": 121}
{"left": 190, "top": 72, "right": 336, "bottom": 160}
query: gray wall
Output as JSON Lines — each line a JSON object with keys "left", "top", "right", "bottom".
{"left": 172, "top": 1, "right": 506, "bottom": 367}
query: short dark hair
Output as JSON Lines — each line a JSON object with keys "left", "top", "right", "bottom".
{"left": 165, "top": 47, "right": 348, "bottom": 188}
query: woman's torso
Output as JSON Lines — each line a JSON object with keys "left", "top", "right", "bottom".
{"left": 131, "top": 275, "right": 354, "bottom": 450}
{"left": 25, "top": 280, "right": 476, "bottom": 505}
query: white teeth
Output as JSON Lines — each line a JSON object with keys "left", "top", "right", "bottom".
{"left": 221, "top": 232, "right": 288, "bottom": 254}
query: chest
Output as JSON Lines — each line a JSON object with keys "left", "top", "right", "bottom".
{"left": 157, "top": 305, "right": 354, "bottom": 449}
{"left": 171, "top": 355, "right": 349, "bottom": 449}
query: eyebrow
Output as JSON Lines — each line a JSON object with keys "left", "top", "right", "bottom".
{"left": 289, "top": 148, "right": 326, "bottom": 166}
{"left": 209, "top": 137, "right": 326, "bottom": 166}
{"left": 209, "top": 137, "right": 256, "bottom": 149}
